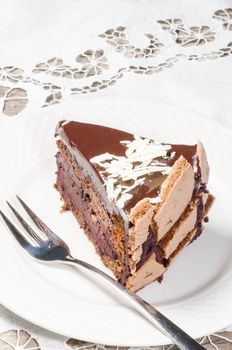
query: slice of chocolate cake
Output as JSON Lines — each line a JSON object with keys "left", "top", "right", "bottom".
{"left": 55, "top": 121, "right": 214, "bottom": 291}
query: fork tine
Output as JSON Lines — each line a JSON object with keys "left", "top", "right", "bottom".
{"left": 0, "top": 210, "right": 32, "bottom": 248}
{"left": 6, "top": 201, "right": 43, "bottom": 244}
{"left": 16, "top": 195, "right": 57, "bottom": 239}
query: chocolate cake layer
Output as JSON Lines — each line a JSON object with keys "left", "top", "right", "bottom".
{"left": 55, "top": 120, "right": 214, "bottom": 291}
{"left": 56, "top": 154, "right": 119, "bottom": 260}
{"left": 56, "top": 141, "right": 127, "bottom": 278}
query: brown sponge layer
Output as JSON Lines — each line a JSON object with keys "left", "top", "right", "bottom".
{"left": 55, "top": 140, "right": 128, "bottom": 280}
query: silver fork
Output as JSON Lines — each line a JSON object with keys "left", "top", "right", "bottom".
{"left": 0, "top": 196, "right": 205, "bottom": 350}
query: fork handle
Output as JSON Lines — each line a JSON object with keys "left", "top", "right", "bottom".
{"left": 64, "top": 256, "right": 205, "bottom": 350}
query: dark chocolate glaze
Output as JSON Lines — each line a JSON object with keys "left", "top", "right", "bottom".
{"left": 136, "top": 229, "right": 167, "bottom": 270}
{"left": 59, "top": 121, "right": 197, "bottom": 215}
{"left": 190, "top": 195, "right": 205, "bottom": 244}
{"left": 192, "top": 155, "right": 201, "bottom": 198}
{"left": 61, "top": 121, "right": 134, "bottom": 161}
{"left": 199, "top": 185, "right": 209, "bottom": 194}
{"left": 168, "top": 144, "right": 197, "bottom": 166}
{"left": 124, "top": 183, "right": 159, "bottom": 212}
{"left": 190, "top": 223, "right": 203, "bottom": 243}
{"left": 195, "top": 196, "right": 204, "bottom": 227}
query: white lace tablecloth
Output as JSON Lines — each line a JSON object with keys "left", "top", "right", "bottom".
{"left": 0, "top": 1, "right": 232, "bottom": 349}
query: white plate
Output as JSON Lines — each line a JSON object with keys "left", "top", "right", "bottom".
{"left": 0, "top": 98, "right": 232, "bottom": 347}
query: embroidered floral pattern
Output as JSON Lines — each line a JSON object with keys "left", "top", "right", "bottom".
{"left": 70, "top": 38, "right": 232, "bottom": 96}
{"left": 71, "top": 69, "right": 125, "bottom": 95}
{"left": 76, "top": 49, "right": 109, "bottom": 76}
{"left": 0, "top": 8, "right": 232, "bottom": 116}
{"left": 99, "top": 26, "right": 164, "bottom": 58}
{"left": 66, "top": 338, "right": 129, "bottom": 350}
{"left": 66, "top": 331, "right": 232, "bottom": 350}
{"left": 157, "top": 18, "right": 185, "bottom": 36}
{"left": 32, "top": 57, "right": 71, "bottom": 77}
{"left": 0, "top": 327, "right": 231, "bottom": 350}
{"left": 158, "top": 19, "right": 216, "bottom": 47}
{"left": 43, "top": 91, "right": 62, "bottom": 107}
{"left": 176, "top": 26, "right": 215, "bottom": 47}
{"left": 0, "top": 329, "right": 41, "bottom": 350}
{"left": 188, "top": 41, "right": 232, "bottom": 62}
{"left": 0, "top": 86, "right": 28, "bottom": 116}
{"left": 213, "top": 8, "right": 232, "bottom": 31}
{"left": 0, "top": 67, "right": 24, "bottom": 83}
{"left": 0, "top": 85, "right": 10, "bottom": 97}
{"left": 0, "top": 328, "right": 230, "bottom": 350}
{"left": 33, "top": 50, "right": 109, "bottom": 80}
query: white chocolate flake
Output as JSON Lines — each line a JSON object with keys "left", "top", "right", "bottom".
{"left": 150, "top": 197, "right": 162, "bottom": 204}
{"left": 90, "top": 136, "right": 172, "bottom": 208}
{"left": 170, "top": 151, "right": 176, "bottom": 159}
{"left": 91, "top": 152, "right": 114, "bottom": 164}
